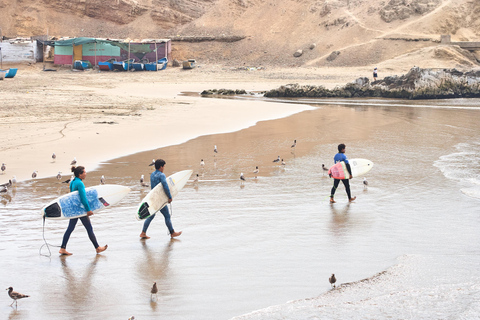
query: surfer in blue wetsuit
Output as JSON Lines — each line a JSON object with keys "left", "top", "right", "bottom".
{"left": 330, "top": 144, "right": 356, "bottom": 203}
{"left": 140, "top": 159, "right": 182, "bottom": 239}
{"left": 59, "top": 166, "right": 108, "bottom": 255}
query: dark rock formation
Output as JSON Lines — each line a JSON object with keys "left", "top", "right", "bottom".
{"left": 201, "top": 88, "right": 247, "bottom": 96}
{"left": 264, "top": 67, "right": 480, "bottom": 100}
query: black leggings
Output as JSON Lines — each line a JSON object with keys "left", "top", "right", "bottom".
{"left": 330, "top": 179, "right": 352, "bottom": 199}
{"left": 61, "top": 216, "right": 99, "bottom": 249}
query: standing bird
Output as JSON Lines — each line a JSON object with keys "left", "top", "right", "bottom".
{"left": 56, "top": 172, "right": 62, "bottom": 180}
{"left": 70, "top": 157, "right": 77, "bottom": 166}
{"left": 32, "top": 171, "right": 38, "bottom": 179}
{"left": 329, "top": 274, "right": 336, "bottom": 288}
{"left": 273, "top": 156, "right": 280, "bottom": 163}
{"left": 52, "top": 153, "right": 56, "bottom": 161}
{"left": 253, "top": 166, "right": 259, "bottom": 178}
{"left": 6, "top": 287, "right": 30, "bottom": 307}
{"left": 240, "top": 173, "right": 246, "bottom": 182}
{"left": 140, "top": 174, "right": 144, "bottom": 184}
{"left": 1, "top": 163, "right": 6, "bottom": 174}
{"left": 100, "top": 175, "right": 106, "bottom": 185}
{"left": 291, "top": 140, "right": 296, "bottom": 148}
{"left": 151, "top": 282, "right": 158, "bottom": 299}
{"left": 193, "top": 174, "right": 199, "bottom": 183}
{"left": 322, "top": 164, "right": 329, "bottom": 175}
{"left": 363, "top": 177, "right": 369, "bottom": 189}
{"left": 63, "top": 175, "right": 73, "bottom": 184}
{"left": 11, "top": 176, "right": 17, "bottom": 186}
{"left": 214, "top": 145, "right": 218, "bottom": 154}
{"left": 0, "top": 185, "right": 7, "bottom": 193}
{"left": 148, "top": 159, "right": 155, "bottom": 166}
{"left": 200, "top": 159, "right": 205, "bottom": 166}
{"left": 281, "top": 159, "right": 286, "bottom": 166}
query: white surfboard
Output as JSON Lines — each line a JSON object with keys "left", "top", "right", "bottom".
{"left": 136, "top": 170, "right": 193, "bottom": 220}
{"left": 329, "top": 158, "right": 373, "bottom": 179}
{"left": 42, "top": 185, "right": 131, "bottom": 220}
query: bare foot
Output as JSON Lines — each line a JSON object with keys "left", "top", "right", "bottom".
{"left": 170, "top": 231, "right": 182, "bottom": 238}
{"left": 59, "top": 248, "right": 72, "bottom": 255}
{"left": 96, "top": 244, "right": 108, "bottom": 254}
{"left": 140, "top": 232, "right": 150, "bottom": 239}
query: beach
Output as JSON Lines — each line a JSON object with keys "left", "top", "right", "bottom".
{"left": 1, "top": 65, "right": 480, "bottom": 319}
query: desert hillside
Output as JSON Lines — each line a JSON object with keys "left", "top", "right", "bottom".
{"left": 1, "top": 0, "right": 480, "bottom": 69}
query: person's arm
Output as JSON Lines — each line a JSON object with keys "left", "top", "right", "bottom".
{"left": 160, "top": 174, "right": 173, "bottom": 202}
{"left": 343, "top": 155, "right": 353, "bottom": 178}
{"left": 77, "top": 182, "right": 93, "bottom": 214}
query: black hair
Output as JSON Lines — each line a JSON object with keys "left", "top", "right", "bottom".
{"left": 155, "top": 159, "right": 166, "bottom": 170}
{"left": 338, "top": 143, "right": 346, "bottom": 152}
{"left": 71, "top": 166, "right": 85, "bottom": 178}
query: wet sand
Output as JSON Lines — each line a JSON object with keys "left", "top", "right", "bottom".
{"left": 2, "top": 95, "right": 480, "bottom": 319}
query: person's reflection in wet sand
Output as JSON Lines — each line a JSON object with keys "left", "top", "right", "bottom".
{"left": 329, "top": 203, "right": 352, "bottom": 237}
{"left": 59, "top": 255, "right": 105, "bottom": 310}
{"left": 139, "top": 240, "right": 177, "bottom": 311}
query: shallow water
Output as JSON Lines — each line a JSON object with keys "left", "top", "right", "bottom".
{"left": 1, "top": 98, "right": 479, "bottom": 319}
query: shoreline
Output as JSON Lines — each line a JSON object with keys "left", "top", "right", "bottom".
{"left": 1, "top": 65, "right": 320, "bottom": 184}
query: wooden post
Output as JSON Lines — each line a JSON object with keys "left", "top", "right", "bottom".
{"left": 128, "top": 41, "right": 131, "bottom": 70}
{"left": 71, "top": 40, "right": 75, "bottom": 70}
{"left": 155, "top": 40, "right": 158, "bottom": 71}
{"left": 94, "top": 41, "right": 97, "bottom": 69}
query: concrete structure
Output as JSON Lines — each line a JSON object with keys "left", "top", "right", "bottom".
{"left": 441, "top": 35, "right": 480, "bottom": 50}
{"left": 0, "top": 38, "right": 42, "bottom": 64}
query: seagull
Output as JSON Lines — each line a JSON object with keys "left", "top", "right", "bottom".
{"left": 363, "top": 177, "right": 369, "bottom": 188}
{"left": 200, "top": 159, "right": 205, "bottom": 166}
{"left": 214, "top": 145, "right": 218, "bottom": 153}
{"left": 240, "top": 173, "right": 245, "bottom": 182}
{"left": 1, "top": 163, "right": 6, "bottom": 174}
{"left": 140, "top": 174, "right": 144, "bottom": 184}
{"left": 11, "top": 176, "right": 17, "bottom": 185}
{"left": 193, "top": 174, "right": 199, "bottom": 183}
{"left": 273, "top": 156, "right": 280, "bottom": 163}
{"left": 151, "top": 282, "right": 158, "bottom": 299}
{"left": 70, "top": 157, "right": 77, "bottom": 166}
{"left": 322, "top": 164, "right": 329, "bottom": 175}
{"left": 100, "top": 175, "right": 106, "bottom": 185}
{"left": 63, "top": 175, "right": 73, "bottom": 184}
{"left": 32, "top": 171, "right": 38, "bottom": 179}
{"left": 329, "top": 274, "right": 336, "bottom": 288}
{"left": 0, "top": 180, "right": 12, "bottom": 188}
{"left": 148, "top": 159, "right": 155, "bottom": 166}
{"left": 6, "top": 287, "right": 30, "bottom": 307}
{"left": 281, "top": 159, "right": 286, "bottom": 166}
{"left": 56, "top": 172, "right": 62, "bottom": 180}
{"left": 291, "top": 140, "right": 296, "bottom": 148}
{"left": 52, "top": 153, "right": 56, "bottom": 161}
{"left": 0, "top": 185, "right": 7, "bottom": 193}
{"left": 253, "top": 166, "right": 259, "bottom": 178}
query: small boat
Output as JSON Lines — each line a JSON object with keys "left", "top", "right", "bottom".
{"left": 145, "top": 57, "right": 168, "bottom": 71}
{"left": 131, "top": 58, "right": 148, "bottom": 71}
{"left": 0, "top": 68, "right": 18, "bottom": 78}
{"left": 98, "top": 58, "right": 116, "bottom": 71}
{"left": 182, "top": 59, "right": 196, "bottom": 69}
{"left": 113, "top": 59, "right": 134, "bottom": 71}
{"left": 73, "top": 60, "right": 92, "bottom": 70}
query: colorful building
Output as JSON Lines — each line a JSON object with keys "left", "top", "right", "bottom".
{"left": 53, "top": 37, "right": 171, "bottom": 66}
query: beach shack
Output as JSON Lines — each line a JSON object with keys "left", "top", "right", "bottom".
{"left": 53, "top": 37, "right": 171, "bottom": 68}
{"left": 0, "top": 37, "right": 43, "bottom": 64}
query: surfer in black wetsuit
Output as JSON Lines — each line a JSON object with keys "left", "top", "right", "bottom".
{"left": 330, "top": 144, "right": 356, "bottom": 203}
{"left": 59, "top": 166, "right": 108, "bottom": 255}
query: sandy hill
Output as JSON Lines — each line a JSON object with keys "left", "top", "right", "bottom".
{"left": 1, "top": 0, "right": 479, "bottom": 69}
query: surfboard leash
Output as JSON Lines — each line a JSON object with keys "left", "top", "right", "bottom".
{"left": 39, "top": 215, "right": 60, "bottom": 257}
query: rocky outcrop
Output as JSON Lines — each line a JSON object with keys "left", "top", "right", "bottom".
{"left": 264, "top": 68, "right": 480, "bottom": 100}
{"left": 201, "top": 88, "right": 247, "bottom": 95}
{"left": 380, "top": 0, "right": 441, "bottom": 23}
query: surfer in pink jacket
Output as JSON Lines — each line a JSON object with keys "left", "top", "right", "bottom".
{"left": 330, "top": 144, "right": 356, "bottom": 203}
